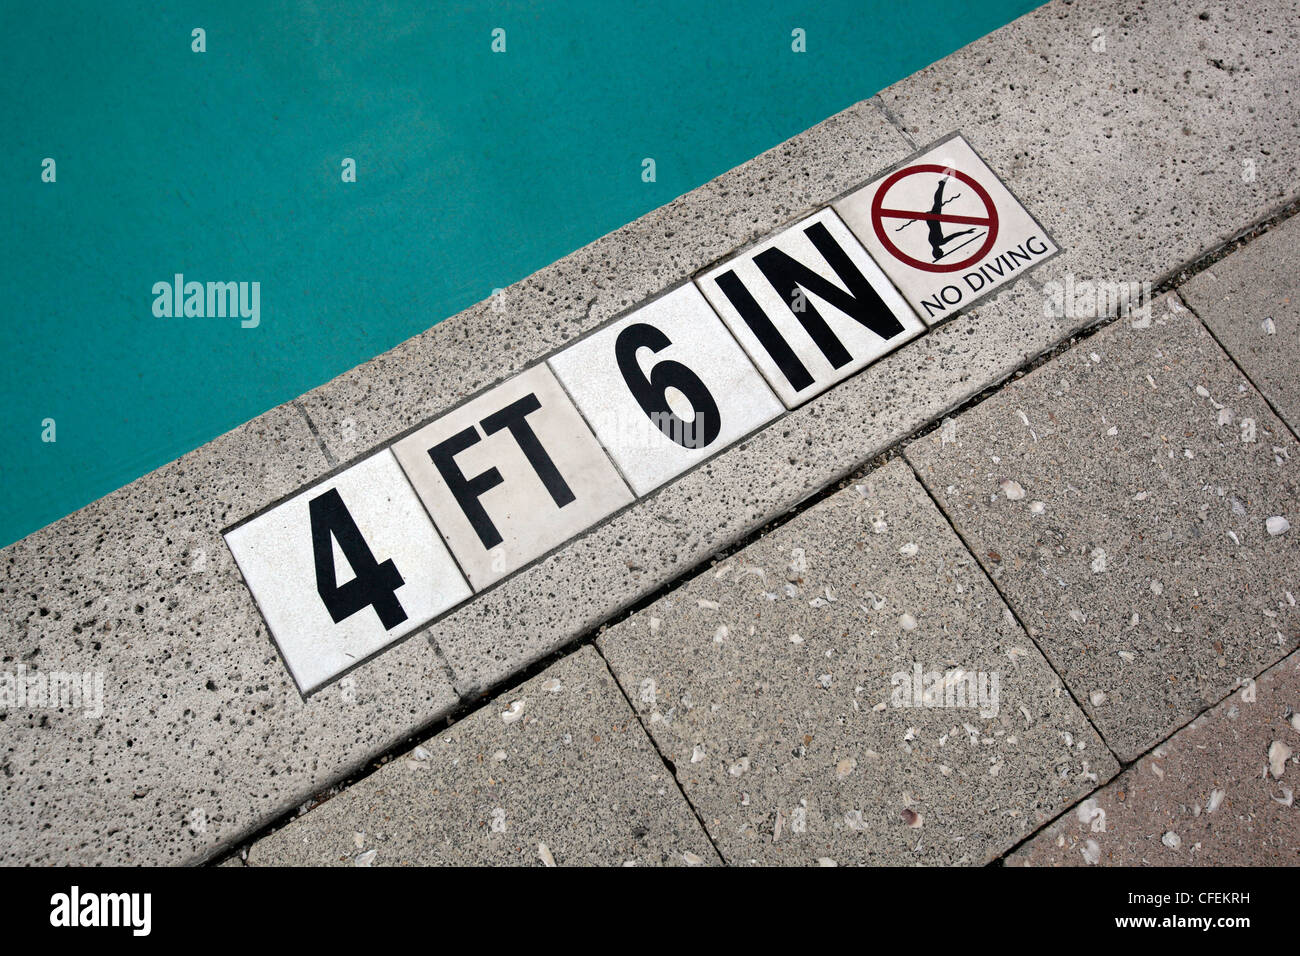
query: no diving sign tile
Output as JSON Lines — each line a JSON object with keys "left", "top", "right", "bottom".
{"left": 834, "top": 134, "right": 1059, "bottom": 324}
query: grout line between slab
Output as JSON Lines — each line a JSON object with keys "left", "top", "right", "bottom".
{"left": 989, "top": 646, "right": 1295, "bottom": 866}
{"left": 425, "top": 635, "right": 462, "bottom": 691}
{"left": 897, "top": 454, "right": 1123, "bottom": 769}
{"left": 291, "top": 399, "right": 337, "bottom": 468}
{"left": 869, "top": 95, "right": 917, "bottom": 150}
{"left": 589, "top": 641, "right": 729, "bottom": 866}
{"left": 1178, "top": 296, "right": 1300, "bottom": 447}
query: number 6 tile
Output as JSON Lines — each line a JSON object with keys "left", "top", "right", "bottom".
{"left": 224, "top": 449, "right": 471, "bottom": 694}
{"left": 549, "top": 282, "right": 784, "bottom": 496}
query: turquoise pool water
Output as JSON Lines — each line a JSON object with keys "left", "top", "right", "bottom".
{"left": 0, "top": 0, "right": 1039, "bottom": 547}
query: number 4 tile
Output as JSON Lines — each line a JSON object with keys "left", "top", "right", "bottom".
{"left": 224, "top": 449, "right": 471, "bottom": 694}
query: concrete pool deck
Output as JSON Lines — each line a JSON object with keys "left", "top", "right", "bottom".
{"left": 2, "top": 0, "right": 1298, "bottom": 865}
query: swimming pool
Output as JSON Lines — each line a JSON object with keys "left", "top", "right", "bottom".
{"left": 0, "top": 0, "right": 1040, "bottom": 548}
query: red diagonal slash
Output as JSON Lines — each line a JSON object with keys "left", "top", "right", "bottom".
{"left": 870, "top": 164, "right": 999, "bottom": 273}
{"left": 877, "top": 209, "right": 993, "bottom": 226}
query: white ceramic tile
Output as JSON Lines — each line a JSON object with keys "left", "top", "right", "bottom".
{"left": 548, "top": 284, "right": 784, "bottom": 496}
{"left": 224, "top": 449, "right": 471, "bottom": 694}
{"left": 834, "top": 134, "right": 1059, "bottom": 325}
{"left": 696, "top": 208, "right": 924, "bottom": 408}
{"left": 391, "top": 364, "right": 634, "bottom": 590}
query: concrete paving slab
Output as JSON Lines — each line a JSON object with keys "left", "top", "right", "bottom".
{"left": 225, "top": 449, "right": 471, "bottom": 693}
{"left": 548, "top": 282, "right": 784, "bottom": 497}
{"left": 878, "top": 0, "right": 1300, "bottom": 299}
{"left": 245, "top": 646, "right": 718, "bottom": 866}
{"left": 1009, "top": 650, "right": 1300, "bottom": 866}
{"left": 391, "top": 364, "right": 633, "bottom": 590}
{"left": 1180, "top": 214, "right": 1300, "bottom": 436}
{"left": 596, "top": 459, "right": 1117, "bottom": 865}
{"left": 434, "top": 280, "right": 1108, "bottom": 698}
{"left": 0, "top": 406, "right": 462, "bottom": 865}
{"left": 696, "top": 208, "right": 923, "bottom": 407}
{"left": 905, "top": 302, "right": 1300, "bottom": 762}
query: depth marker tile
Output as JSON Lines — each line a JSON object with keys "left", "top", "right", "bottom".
{"left": 392, "top": 364, "right": 634, "bottom": 590}
{"left": 696, "top": 208, "right": 923, "bottom": 408}
{"left": 549, "top": 283, "right": 784, "bottom": 496}
{"left": 835, "top": 133, "right": 1059, "bottom": 325}
{"left": 224, "top": 449, "right": 472, "bottom": 694}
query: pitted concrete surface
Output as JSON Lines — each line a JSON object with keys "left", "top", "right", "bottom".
{"left": 0, "top": 406, "right": 460, "bottom": 865}
{"left": 879, "top": 0, "right": 1300, "bottom": 291}
{"left": 245, "top": 647, "right": 718, "bottom": 866}
{"left": 906, "top": 298, "right": 1300, "bottom": 761}
{"left": 597, "top": 460, "right": 1117, "bottom": 865}
{"left": 1009, "top": 650, "right": 1300, "bottom": 866}
{"left": 1180, "top": 213, "right": 1300, "bottom": 435}
{"left": 4, "top": 0, "right": 1300, "bottom": 865}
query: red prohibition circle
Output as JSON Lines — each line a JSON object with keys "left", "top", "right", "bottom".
{"left": 870, "top": 164, "right": 999, "bottom": 273}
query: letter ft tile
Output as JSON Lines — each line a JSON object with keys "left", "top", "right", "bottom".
{"left": 548, "top": 283, "right": 784, "bottom": 496}
{"left": 696, "top": 207, "right": 923, "bottom": 408}
{"left": 392, "top": 364, "right": 634, "bottom": 590}
{"left": 224, "top": 449, "right": 472, "bottom": 694}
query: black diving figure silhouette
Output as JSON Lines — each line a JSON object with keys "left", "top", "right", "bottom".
{"left": 927, "top": 176, "right": 979, "bottom": 261}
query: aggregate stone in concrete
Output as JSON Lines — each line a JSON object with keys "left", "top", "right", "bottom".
{"left": 224, "top": 449, "right": 471, "bottom": 693}
{"left": 1009, "top": 650, "right": 1300, "bottom": 866}
{"left": 246, "top": 646, "right": 718, "bottom": 866}
{"left": 696, "top": 208, "right": 923, "bottom": 408}
{"left": 0, "top": 404, "right": 462, "bottom": 865}
{"left": 906, "top": 303, "right": 1300, "bottom": 762}
{"left": 434, "top": 280, "right": 1096, "bottom": 698}
{"left": 878, "top": 0, "right": 1300, "bottom": 294}
{"left": 391, "top": 364, "right": 633, "bottom": 590}
{"left": 1180, "top": 214, "right": 1300, "bottom": 435}
{"left": 597, "top": 459, "right": 1117, "bottom": 865}
{"left": 297, "top": 100, "right": 915, "bottom": 462}
{"left": 549, "top": 282, "right": 784, "bottom": 497}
